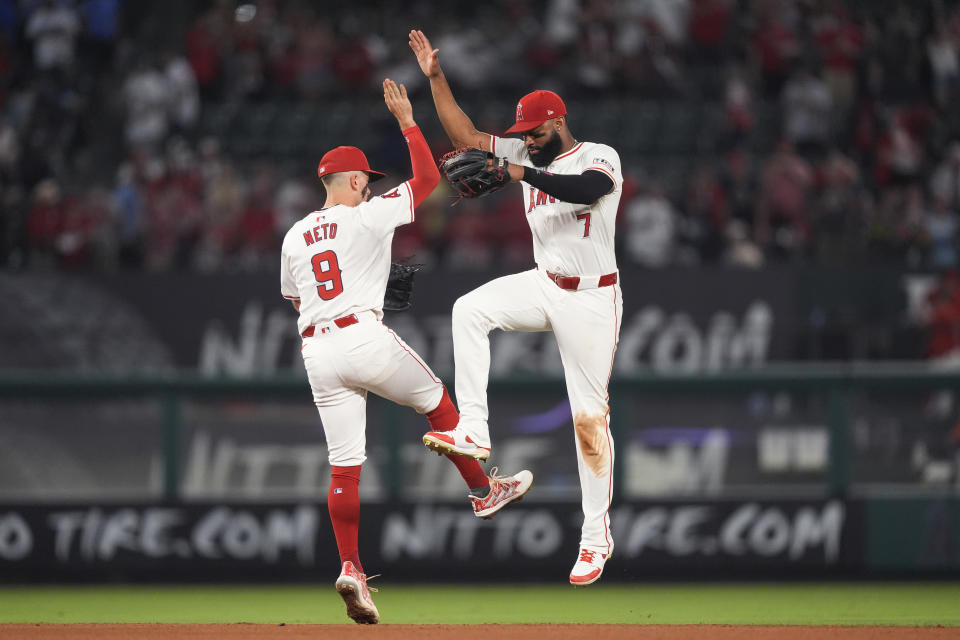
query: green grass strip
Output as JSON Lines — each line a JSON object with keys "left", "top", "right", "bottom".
{"left": 0, "top": 583, "right": 957, "bottom": 626}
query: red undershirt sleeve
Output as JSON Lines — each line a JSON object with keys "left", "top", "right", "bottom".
{"left": 402, "top": 125, "right": 440, "bottom": 207}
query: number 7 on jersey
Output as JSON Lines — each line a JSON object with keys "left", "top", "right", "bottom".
{"left": 577, "top": 212, "right": 591, "bottom": 238}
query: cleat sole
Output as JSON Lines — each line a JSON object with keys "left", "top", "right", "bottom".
{"left": 336, "top": 579, "right": 379, "bottom": 624}
{"left": 569, "top": 572, "right": 603, "bottom": 586}
{"left": 479, "top": 493, "right": 523, "bottom": 520}
{"left": 422, "top": 435, "right": 490, "bottom": 461}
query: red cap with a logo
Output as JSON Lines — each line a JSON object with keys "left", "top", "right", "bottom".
{"left": 317, "top": 146, "right": 386, "bottom": 181}
{"left": 505, "top": 90, "right": 567, "bottom": 134}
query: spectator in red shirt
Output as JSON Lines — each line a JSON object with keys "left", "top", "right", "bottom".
{"left": 186, "top": 9, "right": 224, "bottom": 100}
{"left": 755, "top": 139, "right": 814, "bottom": 259}
{"left": 27, "top": 179, "right": 67, "bottom": 261}
{"left": 925, "top": 270, "right": 960, "bottom": 359}
{"left": 751, "top": 5, "right": 800, "bottom": 97}
{"left": 331, "top": 36, "right": 373, "bottom": 89}
{"left": 689, "top": 0, "right": 734, "bottom": 61}
{"left": 683, "top": 163, "right": 728, "bottom": 263}
{"left": 227, "top": 163, "right": 276, "bottom": 269}
{"left": 812, "top": 4, "right": 863, "bottom": 116}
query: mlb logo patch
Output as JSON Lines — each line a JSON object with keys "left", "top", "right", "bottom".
{"left": 594, "top": 157, "right": 615, "bottom": 171}
{"left": 334, "top": 488, "right": 343, "bottom": 494}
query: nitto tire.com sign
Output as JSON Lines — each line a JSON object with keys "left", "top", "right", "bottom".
{"left": 0, "top": 499, "right": 860, "bottom": 582}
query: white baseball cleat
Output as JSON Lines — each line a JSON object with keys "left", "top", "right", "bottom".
{"left": 569, "top": 548, "right": 609, "bottom": 586}
{"left": 422, "top": 426, "right": 490, "bottom": 460}
{"left": 469, "top": 468, "right": 533, "bottom": 519}
{"left": 335, "top": 561, "right": 379, "bottom": 624}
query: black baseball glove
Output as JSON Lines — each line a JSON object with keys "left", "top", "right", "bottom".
{"left": 383, "top": 262, "right": 423, "bottom": 312}
{"left": 439, "top": 148, "right": 510, "bottom": 202}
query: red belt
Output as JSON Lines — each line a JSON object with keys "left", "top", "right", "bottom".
{"left": 301, "top": 314, "right": 358, "bottom": 337}
{"left": 546, "top": 271, "right": 618, "bottom": 290}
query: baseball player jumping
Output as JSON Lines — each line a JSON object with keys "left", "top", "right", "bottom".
{"left": 411, "top": 30, "right": 623, "bottom": 586}
{"left": 280, "top": 79, "right": 532, "bottom": 624}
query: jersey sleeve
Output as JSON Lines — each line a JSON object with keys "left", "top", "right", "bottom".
{"left": 279, "top": 235, "right": 300, "bottom": 300}
{"left": 490, "top": 135, "right": 527, "bottom": 165}
{"left": 584, "top": 144, "right": 622, "bottom": 191}
{"left": 357, "top": 182, "right": 416, "bottom": 234}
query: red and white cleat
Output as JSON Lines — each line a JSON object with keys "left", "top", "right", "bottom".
{"left": 469, "top": 467, "right": 533, "bottom": 519}
{"left": 569, "top": 548, "right": 608, "bottom": 586}
{"left": 335, "top": 561, "right": 379, "bottom": 624}
{"left": 422, "top": 426, "right": 490, "bottom": 461}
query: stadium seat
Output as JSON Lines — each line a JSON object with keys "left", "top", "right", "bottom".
{"left": 620, "top": 101, "right": 661, "bottom": 155}
{"left": 198, "top": 103, "right": 237, "bottom": 137}
{"left": 751, "top": 103, "right": 781, "bottom": 153}
{"left": 242, "top": 103, "right": 279, "bottom": 135}
{"left": 272, "top": 103, "right": 318, "bottom": 156}
{"left": 657, "top": 103, "right": 700, "bottom": 154}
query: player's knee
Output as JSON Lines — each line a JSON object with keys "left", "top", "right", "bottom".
{"left": 328, "top": 454, "right": 365, "bottom": 467}
{"left": 452, "top": 293, "right": 483, "bottom": 325}
{"left": 574, "top": 411, "right": 611, "bottom": 478}
{"left": 326, "top": 441, "right": 366, "bottom": 467}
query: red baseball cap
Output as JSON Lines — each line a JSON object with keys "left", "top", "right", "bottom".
{"left": 505, "top": 90, "right": 567, "bottom": 134}
{"left": 317, "top": 146, "right": 386, "bottom": 182}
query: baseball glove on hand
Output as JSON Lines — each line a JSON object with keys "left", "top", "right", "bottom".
{"left": 383, "top": 262, "right": 422, "bottom": 312}
{"left": 439, "top": 148, "right": 510, "bottom": 202}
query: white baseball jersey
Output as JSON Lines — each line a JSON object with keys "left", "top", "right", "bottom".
{"left": 453, "top": 135, "right": 625, "bottom": 555}
{"left": 490, "top": 136, "right": 622, "bottom": 277}
{"left": 281, "top": 180, "right": 445, "bottom": 467}
{"left": 280, "top": 182, "right": 415, "bottom": 335}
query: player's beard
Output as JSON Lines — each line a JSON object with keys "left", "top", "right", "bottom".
{"left": 362, "top": 185, "right": 372, "bottom": 201}
{"left": 528, "top": 129, "right": 563, "bottom": 167}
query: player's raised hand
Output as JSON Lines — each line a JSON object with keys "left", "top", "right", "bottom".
{"left": 409, "top": 29, "right": 440, "bottom": 78}
{"left": 383, "top": 78, "right": 415, "bottom": 129}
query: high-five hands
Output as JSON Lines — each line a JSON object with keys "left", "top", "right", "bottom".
{"left": 409, "top": 30, "right": 441, "bottom": 78}
{"left": 383, "top": 78, "right": 414, "bottom": 129}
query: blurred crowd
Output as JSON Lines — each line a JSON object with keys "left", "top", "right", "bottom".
{"left": 4, "top": 0, "right": 960, "bottom": 274}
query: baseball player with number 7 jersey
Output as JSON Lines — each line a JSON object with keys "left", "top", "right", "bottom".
{"left": 281, "top": 79, "right": 532, "bottom": 624}
{"left": 411, "top": 30, "right": 622, "bottom": 586}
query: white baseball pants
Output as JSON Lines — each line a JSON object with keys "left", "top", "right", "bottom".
{"left": 452, "top": 268, "right": 622, "bottom": 555}
{"left": 301, "top": 311, "right": 444, "bottom": 466}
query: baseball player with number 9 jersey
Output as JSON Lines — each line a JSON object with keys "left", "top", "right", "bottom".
{"left": 281, "top": 79, "right": 531, "bottom": 624}
{"left": 412, "top": 29, "right": 623, "bottom": 586}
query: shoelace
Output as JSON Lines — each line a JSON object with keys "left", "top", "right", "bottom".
{"left": 579, "top": 549, "right": 597, "bottom": 563}
{"left": 364, "top": 574, "right": 380, "bottom": 594}
{"left": 487, "top": 467, "right": 512, "bottom": 493}
{"left": 467, "top": 467, "right": 513, "bottom": 504}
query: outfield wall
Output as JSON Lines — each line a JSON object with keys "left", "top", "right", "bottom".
{"left": 0, "top": 497, "right": 956, "bottom": 582}
{"left": 0, "top": 368, "right": 958, "bottom": 582}
{"left": 0, "top": 265, "right": 957, "bottom": 581}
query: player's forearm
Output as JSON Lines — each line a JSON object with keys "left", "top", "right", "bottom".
{"left": 519, "top": 168, "right": 614, "bottom": 205}
{"left": 429, "top": 71, "right": 485, "bottom": 149}
{"left": 403, "top": 125, "right": 440, "bottom": 207}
